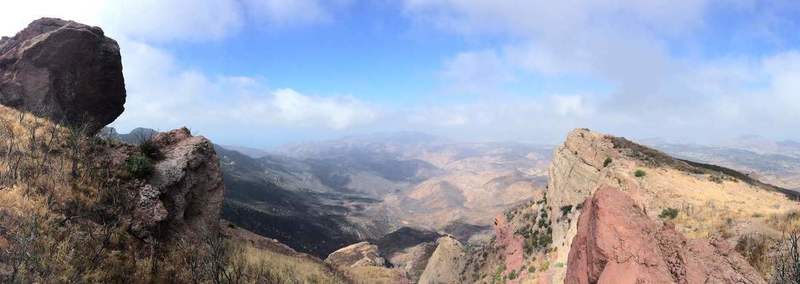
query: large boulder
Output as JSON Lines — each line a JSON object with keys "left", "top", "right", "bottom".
{"left": 0, "top": 18, "right": 125, "bottom": 133}
{"left": 566, "top": 185, "right": 765, "bottom": 284}
{"left": 325, "top": 242, "right": 386, "bottom": 268}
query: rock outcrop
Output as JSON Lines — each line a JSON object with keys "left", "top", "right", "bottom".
{"left": 325, "top": 241, "right": 386, "bottom": 268}
{"left": 142, "top": 128, "right": 225, "bottom": 239}
{"left": 566, "top": 185, "right": 765, "bottom": 284}
{"left": 325, "top": 241, "right": 411, "bottom": 283}
{"left": 386, "top": 242, "right": 437, "bottom": 283}
{"left": 544, "top": 128, "right": 799, "bottom": 282}
{"left": 418, "top": 236, "right": 465, "bottom": 284}
{"left": 0, "top": 18, "right": 125, "bottom": 133}
{"left": 372, "top": 227, "right": 441, "bottom": 282}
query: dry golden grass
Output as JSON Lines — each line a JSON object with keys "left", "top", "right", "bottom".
{"left": 0, "top": 106, "right": 349, "bottom": 283}
{"left": 344, "top": 266, "right": 405, "bottom": 284}
{"left": 614, "top": 163, "right": 800, "bottom": 239}
{"left": 240, "top": 245, "right": 345, "bottom": 284}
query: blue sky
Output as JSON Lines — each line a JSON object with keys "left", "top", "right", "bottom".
{"left": 1, "top": 1, "right": 800, "bottom": 148}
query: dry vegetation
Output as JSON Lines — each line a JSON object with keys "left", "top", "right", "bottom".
{"left": 0, "top": 106, "right": 347, "bottom": 283}
{"left": 624, "top": 164, "right": 800, "bottom": 282}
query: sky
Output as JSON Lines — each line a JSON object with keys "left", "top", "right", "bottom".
{"left": 1, "top": 0, "right": 799, "bottom": 148}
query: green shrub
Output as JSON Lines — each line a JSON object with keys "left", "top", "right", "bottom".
{"left": 659, "top": 208, "right": 679, "bottom": 220}
{"left": 139, "top": 140, "right": 163, "bottom": 160}
{"left": 634, "top": 169, "right": 647, "bottom": 177}
{"left": 508, "top": 270, "right": 517, "bottom": 280}
{"left": 709, "top": 175, "right": 724, "bottom": 184}
{"left": 560, "top": 205, "right": 573, "bottom": 216}
{"left": 539, "top": 261, "right": 550, "bottom": 272}
{"left": 126, "top": 154, "right": 154, "bottom": 179}
{"left": 603, "top": 157, "right": 613, "bottom": 167}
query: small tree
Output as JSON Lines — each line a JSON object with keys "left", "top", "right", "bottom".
{"left": 659, "top": 208, "right": 679, "bottom": 220}
{"left": 126, "top": 154, "right": 154, "bottom": 179}
{"left": 634, "top": 169, "right": 647, "bottom": 177}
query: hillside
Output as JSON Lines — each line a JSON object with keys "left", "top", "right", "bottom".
{"left": 0, "top": 18, "right": 349, "bottom": 283}
{"left": 431, "top": 128, "right": 800, "bottom": 283}
{"left": 655, "top": 141, "right": 800, "bottom": 191}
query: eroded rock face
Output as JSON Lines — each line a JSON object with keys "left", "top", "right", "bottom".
{"left": 0, "top": 18, "right": 125, "bottom": 133}
{"left": 418, "top": 236, "right": 465, "bottom": 284}
{"left": 566, "top": 185, "right": 765, "bottom": 284}
{"left": 325, "top": 241, "right": 386, "bottom": 268}
{"left": 386, "top": 242, "right": 437, "bottom": 283}
{"left": 131, "top": 128, "right": 225, "bottom": 240}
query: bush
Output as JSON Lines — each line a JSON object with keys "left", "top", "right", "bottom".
{"left": 659, "top": 208, "right": 679, "bottom": 220}
{"left": 508, "top": 270, "right": 517, "bottom": 280}
{"left": 139, "top": 140, "right": 163, "bottom": 160}
{"left": 560, "top": 205, "right": 573, "bottom": 216}
{"left": 126, "top": 154, "right": 154, "bottom": 179}
{"left": 603, "top": 157, "right": 613, "bottom": 167}
{"left": 634, "top": 169, "right": 647, "bottom": 177}
{"left": 771, "top": 231, "right": 800, "bottom": 283}
{"left": 539, "top": 261, "right": 550, "bottom": 272}
{"left": 735, "top": 234, "right": 772, "bottom": 277}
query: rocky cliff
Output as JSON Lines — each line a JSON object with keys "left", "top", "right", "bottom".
{"left": 0, "top": 18, "right": 125, "bottom": 133}
{"left": 566, "top": 185, "right": 765, "bottom": 284}
{"left": 546, "top": 128, "right": 800, "bottom": 282}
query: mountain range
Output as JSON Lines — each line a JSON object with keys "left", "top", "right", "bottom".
{"left": 3, "top": 18, "right": 800, "bottom": 284}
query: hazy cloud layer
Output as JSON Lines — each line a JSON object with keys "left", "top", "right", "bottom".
{"left": 402, "top": 0, "right": 800, "bottom": 143}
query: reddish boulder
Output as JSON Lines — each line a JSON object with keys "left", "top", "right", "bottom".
{"left": 0, "top": 18, "right": 125, "bottom": 133}
{"left": 566, "top": 185, "right": 765, "bottom": 284}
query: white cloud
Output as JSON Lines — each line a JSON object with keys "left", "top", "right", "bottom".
{"left": 0, "top": 1, "right": 105, "bottom": 36}
{"left": 400, "top": 0, "right": 800, "bottom": 143}
{"left": 113, "top": 41, "right": 377, "bottom": 134}
{"left": 101, "top": 0, "right": 244, "bottom": 42}
{"left": 250, "top": 89, "right": 377, "bottom": 129}
{"left": 440, "top": 49, "right": 515, "bottom": 94}
{"left": 242, "top": 0, "right": 332, "bottom": 27}
{"left": 0, "top": 0, "right": 339, "bottom": 42}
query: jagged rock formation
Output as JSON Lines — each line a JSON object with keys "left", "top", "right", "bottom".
{"left": 544, "top": 128, "right": 800, "bottom": 282}
{"left": 418, "top": 236, "right": 465, "bottom": 284}
{"left": 0, "top": 18, "right": 125, "bottom": 133}
{"left": 132, "top": 128, "right": 225, "bottom": 240}
{"left": 567, "top": 185, "right": 765, "bottom": 284}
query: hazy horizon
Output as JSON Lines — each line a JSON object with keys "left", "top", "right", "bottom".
{"left": 2, "top": 1, "right": 799, "bottom": 148}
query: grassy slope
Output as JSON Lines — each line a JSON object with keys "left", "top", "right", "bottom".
{"left": 0, "top": 105, "right": 350, "bottom": 283}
